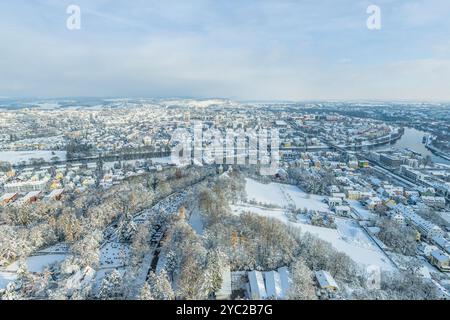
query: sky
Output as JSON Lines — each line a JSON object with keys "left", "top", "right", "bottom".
{"left": 0, "top": 0, "right": 449, "bottom": 101}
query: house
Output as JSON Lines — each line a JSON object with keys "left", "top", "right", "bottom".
{"left": 45, "top": 189, "right": 64, "bottom": 201}
{"left": 0, "top": 193, "right": 18, "bottom": 206}
{"left": 417, "top": 243, "right": 438, "bottom": 257}
{"left": 390, "top": 213, "right": 405, "bottom": 225}
{"left": 429, "top": 250, "right": 450, "bottom": 272}
{"left": 432, "top": 236, "right": 450, "bottom": 256}
{"left": 401, "top": 208, "right": 444, "bottom": 239}
{"left": 248, "top": 271, "right": 267, "bottom": 300}
{"left": 21, "top": 191, "right": 42, "bottom": 204}
{"left": 334, "top": 205, "right": 351, "bottom": 216}
{"left": 327, "top": 197, "right": 342, "bottom": 208}
{"left": 331, "top": 193, "right": 346, "bottom": 199}
{"left": 328, "top": 185, "right": 340, "bottom": 194}
{"left": 365, "top": 197, "right": 382, "bottom": 209}
{"left": 346, "top": 190, "right": 361, "bottom": 200}
{"left": 315, "top": 270, "right": 339, "bottom": 291}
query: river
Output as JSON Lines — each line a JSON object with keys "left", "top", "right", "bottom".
{"left": 372, "top": 127, "right": 450, "bottom": 165}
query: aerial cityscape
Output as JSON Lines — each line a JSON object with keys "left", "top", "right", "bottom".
{"left": 0, "top": 0, "right": 449, "bottom": 305}
{"left": 0, "top": 98, "right": 449, "bottom": 301}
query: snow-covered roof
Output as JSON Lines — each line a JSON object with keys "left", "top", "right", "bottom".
{"left": 315, "top": 270, "right": 339, "bottom": 290}
{"left": 23, "top": 191, "right": 41, "bottom": 200}
{"left": 277, "top": 267, "right": 292, "bottom": 299}
{"left": 248, "top": 271, "right": 267, "bottom": 300}
{"left": 335, "top": 205, "right": 350, "bottom": 211}
{"left": 47, "top": 188, "right": 64, "bottom": 199}
{"left": 264, "top": 271, "right": 282, "bottom": 299}
{"left": 0, "top": 193, "right": 17, "bottom": 201}
{"left": 431, "top": 250, "right": 450, "bottom": 264}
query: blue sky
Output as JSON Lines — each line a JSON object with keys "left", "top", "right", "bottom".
{"left": 0, "top": 0, "right": 449, "bottom": 101}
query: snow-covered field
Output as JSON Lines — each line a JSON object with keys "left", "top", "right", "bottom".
{"left": 238, "top": 179, "right": 396, "bottom": 271}
{"left": 0, "top": 254, "right": 67, "bottom": 288}
{"left": 5, "top": 254, "right": 67, "bottom": 273}
{"left": 0, "top": 151, "right": 67, "bottom": 164}
{"left": 245, "top": 178, "right": 330, "bottom": 213}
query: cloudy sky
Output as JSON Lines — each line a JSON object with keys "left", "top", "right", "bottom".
{"left": 0, "top": 0, "right": 449, "bottom": 101}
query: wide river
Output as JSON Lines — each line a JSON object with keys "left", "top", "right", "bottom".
{"left": 372, "top": 127, "right": 450, "bottom": 165}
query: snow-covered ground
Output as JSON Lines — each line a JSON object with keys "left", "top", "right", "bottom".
{"left": 99, "top": 243, "right": 131, "bottom": 269}
{"left": 245, "top": 178, "right": 330, "bottom": 213}
{"left": 233, "top": 204, "right": 394, "bottom": 271}
{"left": 0, "top": 151, "right": 67, "bottom": 164}
{"left": 347, "top": 200, "right": 376, "bottom": 220}
{"left": 0, "top": 271, "right": 16, "bottom": 289}
{"left": 5, "top": 254, "right": 67, "bottom": 273}
{"left": 238, "top": 179, "right": 396, "bottom": 271}
{"left": 0, "top": 254, "right": 67, "bottom": 289}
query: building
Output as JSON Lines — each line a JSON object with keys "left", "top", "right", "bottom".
{"left": 20, "top": 191, "right": 42, "bottom": 205}
{"left": 335, "top": 205, "right": 351, "bottom": 216}
{"left": 403, "top": 209, "right": 444, "bottom": 239}
{"left": 264, "top": 271, "right": 282, "bottom": 299}
{"left": 327, "top": 197, "right": 342, "bottom": 208}
{"left": 401, "top": 165, "right": 426, "bottom": 182}
{"left": 432, "top": 236, "right": 450, "bottom": 256}
{"left": 4, "top": 179, "right": 48, "bottom": 193}
{"left": 429, "top": 250, "right": 450, "bottom": 272}
{"left": 358, "top": 160, "right": 369, "bottom": 168}
{"left": 390, "top": 213, "right": 405, "bottom": 225}
{"left": 421, "top": 196, "right": 446, "bottom": 209}
{"left": 0, "top": 193, "right": 18, "bottom": 206}
{"left": 365, "top": 197, "right": 382, "bottom": 209}
{"left": 347, "top": 190, "right": 361, "bottom": 200}
{"left": 418, "top": 243, "right": 439, "bottom": 258}
{"left": 45, "top": 189, "right": 65, "bottom": 201}
{"left": 248, "top": 271, "right": 267, "bottom": 300}
{"left": 277, "top": 267, "right": 292, "bottom": 299}
{"left": 380, "top": 154, "right": 402, "bottom": 168}
{"left": 247, "top": 268, "right": 291, "bottom": 300}
{"left": 315, "top": 270, "right": 339, "bottom": 291}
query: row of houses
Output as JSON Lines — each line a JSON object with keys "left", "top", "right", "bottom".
{"left": 395, "top": 205, "right": 444, "bottom": 239}
{"left": 0, "top": 189, "right": 64, "bottom": 207}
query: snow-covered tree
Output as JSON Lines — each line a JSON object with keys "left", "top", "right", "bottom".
{"left": 138, "top": 282, "right": 154, "bottom": 300}
{"left": 70, "top": 230, "right": 102, "bottom": 269}
{"left": 117, "top": 211, "right": 138, "bottom": 242}
{"left": 148, "top": 270, "right": 175, "bottom": 300}
{"left": 0, "top": 283, "right": 22, "bottom": 300}
{"left": 98, "top": 270, "right": 123, "bottom": 300}
{"left": 287, "top": 259, "right": 317, "bottom": 300}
